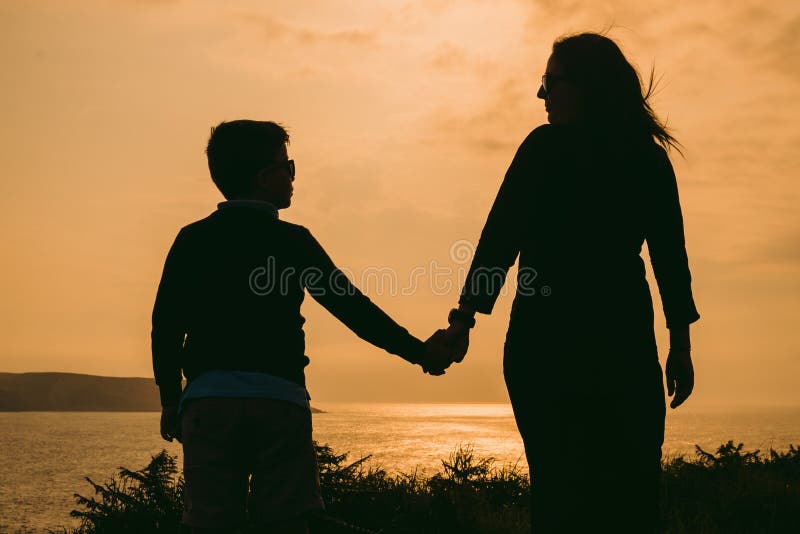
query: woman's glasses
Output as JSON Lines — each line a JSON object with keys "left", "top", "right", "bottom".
{"left": 541, "top": 74, "right": 570, "bottom": 95}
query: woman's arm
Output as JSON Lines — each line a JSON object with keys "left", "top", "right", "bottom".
{"left": 458, "top": 130, "right": 540, "bottom": 315}
{"left": 446, "top": 129, "right": 542, "bottom": 361}
{"left": 645, "top": 146, "right": 699, "bottom": 408}
{"left": 670, "top": 325, "right": 691, "bottom": 349}
{"left": 645, "top": 146, "right": 701, "bottom": 330}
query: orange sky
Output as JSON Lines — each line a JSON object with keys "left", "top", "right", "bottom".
{"left": 1, "top": 0, "right": 798, "bottom": 405}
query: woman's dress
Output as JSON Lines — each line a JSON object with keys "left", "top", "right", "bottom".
{"left": 459, "top": 123, "right": 700, "bottom": 532}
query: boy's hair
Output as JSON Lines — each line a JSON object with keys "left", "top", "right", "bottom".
{"left": 205, "top": 120, "right": 290, "bottom": 199}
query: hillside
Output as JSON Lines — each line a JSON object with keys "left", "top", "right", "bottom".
{"left": 0, "top": 372, "right": 322, "bottom": 412}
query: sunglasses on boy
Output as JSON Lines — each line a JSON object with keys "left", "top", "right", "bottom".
{"left": 260, "top": 160, "right": 295, "bottom": 179}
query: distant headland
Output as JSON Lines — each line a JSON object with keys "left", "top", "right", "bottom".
{"left": 0, "top": 372, "right": 323, "bottom": 412}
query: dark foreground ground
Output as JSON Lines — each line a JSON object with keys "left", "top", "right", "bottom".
{"left": 52, "top": 441, "right": 800, "bottom": 533}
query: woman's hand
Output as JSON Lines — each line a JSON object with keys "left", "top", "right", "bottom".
{"left": 665, "top": 348, "right": 694, "bottom": 409}
{"left": 442, "top": 304, "right": 475, "bottom": 363}
{"left": 443, "top": 321, "right": 470, "bottom": 363}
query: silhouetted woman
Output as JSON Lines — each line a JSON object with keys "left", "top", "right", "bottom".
{"left": 444, "top": 33, "right": 700, "bottom": 533}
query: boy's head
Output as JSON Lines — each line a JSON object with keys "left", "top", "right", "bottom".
{"left": 205, "top": 120, "right": 294, "bottom": 208}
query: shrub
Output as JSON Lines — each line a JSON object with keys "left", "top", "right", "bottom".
{"left": 55, "top": 441, "right": 800, "bottom": 534}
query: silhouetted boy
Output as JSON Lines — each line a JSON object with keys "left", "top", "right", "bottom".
{"left": 152, "top": 120, "right": 450, "bottom": 533}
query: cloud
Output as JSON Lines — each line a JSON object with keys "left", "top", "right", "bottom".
{"left": 422, "top": 39, "right": 545, "bottom": 154}
{"left": 762, "top": 229, "right": 800, "bottom": 266}
{"left": 428, "top": 41, "right": 508, "bottom": 78}
{"left": 762, "top": 14, "right": 800, "bottom": 80}
{"left": 119, "top": 0, "right": 181, "bottom": 5}
{"left": 241, "top": 14, "right": 377, "bottom": 48}
{"left": 428, "top": 76, "right": 539, "bottom": 153}
{"left": 429, "top": 42, "right": 474, "bottom": 72}
{"left": 424, "top": 42, "right": 538, "bottom": 152}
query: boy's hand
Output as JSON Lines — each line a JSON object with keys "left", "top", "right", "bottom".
{"left": 160, "top": 405, "right": 182, "bottom": 443}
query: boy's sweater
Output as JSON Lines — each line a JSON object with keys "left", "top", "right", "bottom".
{"left": 152, "top": 201, "right": 425, "bottom": 406}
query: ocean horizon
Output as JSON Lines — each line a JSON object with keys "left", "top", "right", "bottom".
{"left": 1, "top": 402, "right": 799, "bottom": 532}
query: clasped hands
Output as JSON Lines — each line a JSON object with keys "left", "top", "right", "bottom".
{"left": 418, "top": 321, "right": 471, "bottom": 376}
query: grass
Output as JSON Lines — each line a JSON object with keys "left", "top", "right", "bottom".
{"left": 52, "top": 441, "right": 800, "bottom": 533}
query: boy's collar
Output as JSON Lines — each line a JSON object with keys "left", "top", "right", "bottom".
{"left": 217, "top": 199, "right": 279, "bottom": 219}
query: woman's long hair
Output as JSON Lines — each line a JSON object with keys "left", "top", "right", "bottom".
{"left": 552, "top": 32, "right": 683, "bottom": 156}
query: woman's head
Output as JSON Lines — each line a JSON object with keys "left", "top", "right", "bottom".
{"left": 537, "top": 32, "right": 682, "bottom": 154}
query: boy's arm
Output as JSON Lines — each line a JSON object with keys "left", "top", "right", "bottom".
{"left": 151, "top": 229, "right": 188, "bottom": 407}
{"left": 299, "top": 228, "right": 426, "bottom": 365}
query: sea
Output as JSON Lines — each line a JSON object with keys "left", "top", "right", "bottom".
{"left": 1, "top": 403, "right": 798, "bottom": 533}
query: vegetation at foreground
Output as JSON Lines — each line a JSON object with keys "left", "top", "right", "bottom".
{"left": 53, "top": 441, "right": 800, "bottom": 534}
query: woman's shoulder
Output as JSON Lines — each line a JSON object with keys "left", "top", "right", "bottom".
{"left": 520, "top": 123, "right": 558, "bottom": 145}
{"left": 518, "top": 122, "right": 598, "bottom": 147}
{"left": 516, "top": 123, "right": 668, "bottom": 164}
{"left": 512, "top": 124, "right": 560, "bottom": 159}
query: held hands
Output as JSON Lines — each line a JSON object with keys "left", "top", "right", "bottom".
{"left": 420, "top": 329, "right": 455, "bottom": 375}
{"left": 418, "top": 320, "right": 472, "bottom": 376}
{"left": 665, "top": 348, "right": 694, "bottom": 409}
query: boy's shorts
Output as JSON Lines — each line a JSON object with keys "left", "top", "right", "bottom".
{"left": 180, "top": 397, "right": 324, "bottom": 529}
